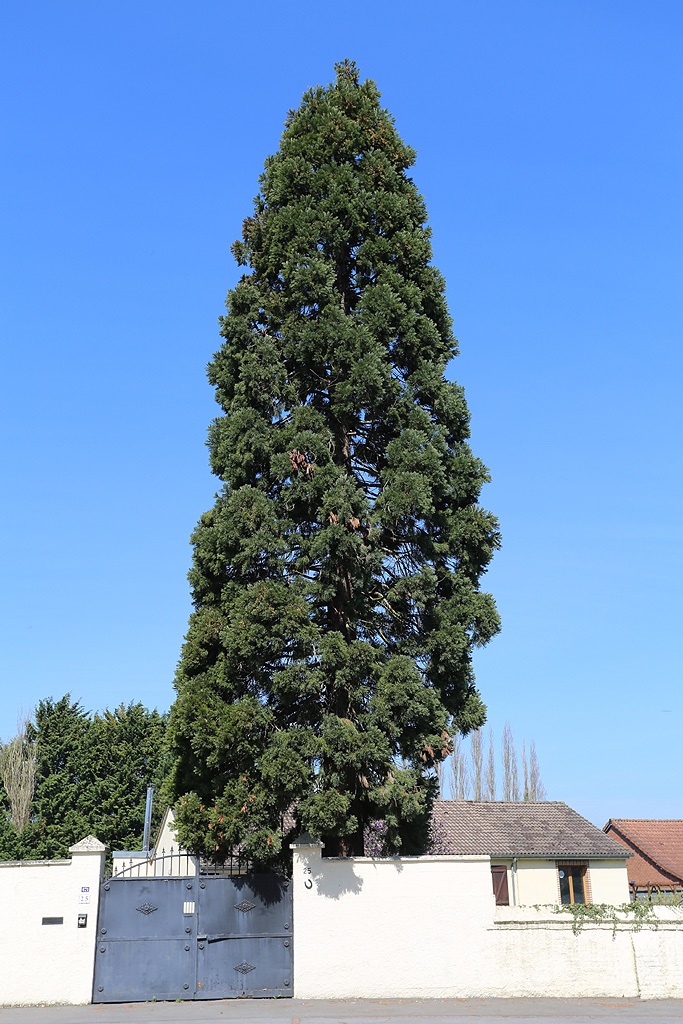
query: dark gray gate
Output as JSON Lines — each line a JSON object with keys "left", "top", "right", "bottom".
{"left": 93, "top": 866, "right": 292, "bottom": 1002}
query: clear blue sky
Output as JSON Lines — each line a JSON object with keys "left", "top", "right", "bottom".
{"left": 2, "top": 1, "right": 681, "bottom": 828}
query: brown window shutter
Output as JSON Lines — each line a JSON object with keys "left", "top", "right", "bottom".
{"left": 491, "top": 865, "right": 509, "bottom": 906}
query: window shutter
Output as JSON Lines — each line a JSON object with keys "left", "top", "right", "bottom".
{"left": 491, "top": 865, "right": 509, "bottom": 906}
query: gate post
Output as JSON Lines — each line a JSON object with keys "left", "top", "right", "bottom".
{"left": 67, "top": 835, "right": 106, "bottom": 1003}
{"left": 290, "top": 833, "right": 324, "bottom": 999}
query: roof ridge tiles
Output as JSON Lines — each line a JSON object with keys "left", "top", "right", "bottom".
{"left": 611, "top": 818, "right": 683, "bottom": 824}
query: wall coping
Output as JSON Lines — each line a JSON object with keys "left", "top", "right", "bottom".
{"left": 69, "top": 835, "right": 106, "bottom": 854}
{"left": 0, "top": 858, "right": 71, "bottom": 869}
{"left": 290, "top": 832, "right": 324, "bottom": 849}
{"left": 313, "top": 855, "right": 491, "bottom": 864}
{"left": 494, "top": 904, "right": 683, "bottom": 928}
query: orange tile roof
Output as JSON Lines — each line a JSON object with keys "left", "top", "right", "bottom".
{"left": 603, "top": 820, "right": 683, "bottom": 888}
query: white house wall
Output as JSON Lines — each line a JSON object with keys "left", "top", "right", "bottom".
{"left": 588, "top": 858, "right": 631, "bottom": 904}
{"left": 514, "top": 860, "right": 560, "bottom": 905}
{"left": 495, "top": 858, "right": 629, "bottom": 906}
{"left": 154, "top": 805, "right": 178, "bottom": 854}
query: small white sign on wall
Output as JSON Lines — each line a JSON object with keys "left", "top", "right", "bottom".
{"left": 79, "top": 886, "right": 90, "bottom": 905}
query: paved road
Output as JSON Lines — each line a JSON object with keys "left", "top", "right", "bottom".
{"left": 1, "top": 1000, "right": 682, "bottom": 1024}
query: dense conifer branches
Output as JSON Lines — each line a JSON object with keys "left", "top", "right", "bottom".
{"left": 0, "top": 697, "right": 169, "bottom": 860}
{"left": 168, "top": 61, "right": 500, "bottom": 862}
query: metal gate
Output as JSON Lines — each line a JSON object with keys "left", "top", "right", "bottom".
{"left": 93, "top": 864, "right": 292, "bottom": 1002}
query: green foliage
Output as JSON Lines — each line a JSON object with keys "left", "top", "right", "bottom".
{"left": 17, "top": 696, "right": 92, "bottom": 859}
{"left": 0, "top": 803, "right": 19, "bottom": 860}
{"left": 551, "top": 901, "right": 664, "bottom": 936}
{"left": 0, "top": 696, "right": 169, "bottom": 860}
{"left": 169, "top": 59, "right": 500, "bottom": 863}
{"left": 88, "top": 702, "right": 170, "bottom": 852}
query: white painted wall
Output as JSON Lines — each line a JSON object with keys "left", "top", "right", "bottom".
{"left": 292, "top": 844, "right": 493, "bottom": 999}
{"left": 292, "top": 842, "right": 683, "bottom": 1000}
{"left": 588, "top": 858, "right": 631, "bottom": 904}
{"left": 515, "top": 860, "right": 560, "bottom": 905}
{"left": 0, "top": 836, "right": 105, "bottom": 1006}
{"left": 493, "top": 905, "right": 683, "bottom": 999}
{"left": 502, "top": 858, "right": 629, "bottom": 906}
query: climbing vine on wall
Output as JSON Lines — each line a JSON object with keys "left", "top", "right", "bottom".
{"left": 550, "top": 895, "right": 683, "bottom": 936}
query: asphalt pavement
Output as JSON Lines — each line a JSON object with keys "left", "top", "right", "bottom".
{"left": 0, "top": 999, "right": 682, "bottom": 1024}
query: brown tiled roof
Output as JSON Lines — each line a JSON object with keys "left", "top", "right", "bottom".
{"left": 433, "top": 800, "right": 630, "bottom": 859}
{"left": 603, "top": 820, "right": 683, "bottom": 887}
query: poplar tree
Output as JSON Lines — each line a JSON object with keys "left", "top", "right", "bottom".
{"left": 168, "top": 61, "right": 500, "bottom": 861}
{"left": 469, "top": 727, "right": 484, "bottom": 801}
{"left": 0, "top": 717, "right": 36, "bottom": 834}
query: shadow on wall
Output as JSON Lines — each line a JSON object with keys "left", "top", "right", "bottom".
{"left": 310, "top": 855, "right": 409, "bottom": 898}
{"left": 311, "top": 857, "right": 364, "bottom": 897}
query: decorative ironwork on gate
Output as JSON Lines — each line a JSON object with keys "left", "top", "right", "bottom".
{"left": 108, "top": 846, "right": 253, "bottom": 880}
{"left": 135, "top": 902, "right": 158, "bottom": 915}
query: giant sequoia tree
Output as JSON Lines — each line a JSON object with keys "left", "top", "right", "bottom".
{"left": 168, "top": 61, "right": 500, "bottom": 862}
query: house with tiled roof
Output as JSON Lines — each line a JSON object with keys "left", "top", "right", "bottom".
{"left": 433, "top": 800, "right": 630, "bottom": 907}
{"left": 603, "top": 818, "right": 683, "bottom": 899}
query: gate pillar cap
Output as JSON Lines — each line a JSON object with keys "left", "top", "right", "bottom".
{"left": 69, "top": 836, "right": 106, "bottom": 854}
{"left": 290, "top": 832, "right": 324, "bottom": 849}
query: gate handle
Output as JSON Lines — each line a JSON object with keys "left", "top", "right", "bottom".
{"left": 201, "top": 932, "right": 287, "bottom": 943}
